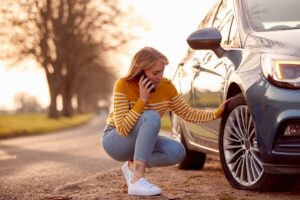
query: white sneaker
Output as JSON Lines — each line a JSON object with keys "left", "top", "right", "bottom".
{"left": 121, "top": 162, "right": 132, "bottom": 186}
{"left": 128, "top": 177, "right": 162, "bottom": 196}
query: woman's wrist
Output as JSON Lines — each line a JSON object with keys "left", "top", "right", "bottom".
{"left": 139, "top": 97, "right": 147, "bottom": 103}
{"left": 214, "top": 106, "right": 223, "bottom": 118}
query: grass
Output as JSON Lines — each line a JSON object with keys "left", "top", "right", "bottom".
{"left": 0, "top": 112, "right": 170, "bottom": 139}
{"left": 0, "top": 113, "right": 93, "bottom": 139}
{"left": 161, "top": 112, "right": 172, "bottom": 131}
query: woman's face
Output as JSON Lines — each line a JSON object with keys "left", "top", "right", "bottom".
{"left": 144, "top": 60, "right": 165, "bottom": 88}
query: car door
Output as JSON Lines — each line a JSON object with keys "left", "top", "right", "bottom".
{"left": 177, "top": 58, "right": 195, "bottom": 106}
{"left": 185, "top": 0, "right": 238, "bottom": 149}
{"left": 173, "top": 0, "right": 221, "bottom": 105}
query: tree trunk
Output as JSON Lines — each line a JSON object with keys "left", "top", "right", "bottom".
{"left": 62, "top": 94, "right": 73, "bottom": 117}
{"left": 77, "top": 95, "right": 85, "bottom": 114}
{"left": 62, "top": 81, "right": 73, "bottom": 117}
{"left": 48, "top": 84, "right": 60, "bottom": 118}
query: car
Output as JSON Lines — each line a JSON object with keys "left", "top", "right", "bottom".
{"left": 171, "top": 0, "right": 300, "bottom": 190}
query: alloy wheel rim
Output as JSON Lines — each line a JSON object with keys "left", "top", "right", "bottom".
{"left": 223, "top": 105, "right": 263, "bottom": 186}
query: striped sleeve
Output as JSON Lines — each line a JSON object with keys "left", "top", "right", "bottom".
{"left": 168, "top": 83, "right": 217, "bottom": 123}
{"left": 113, "top": 79, "right": 145, "bottom": 136}
{"left": 170, "top": 95, "right": 216, "bottom": 123}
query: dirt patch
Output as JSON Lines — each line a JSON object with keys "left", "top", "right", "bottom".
{"left": 39, "top": 157, "right": 300, "bottom": 200}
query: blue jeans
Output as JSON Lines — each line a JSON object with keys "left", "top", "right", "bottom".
{"left": 102, "top": 110, "right": 186, "bottom": 167}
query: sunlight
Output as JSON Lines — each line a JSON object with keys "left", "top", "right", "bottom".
{"left": 0, "top": 0, "right": 217, "bottom": 111}
{"left": 122, "top": 0, "right": 217, "bottom": 78}
{"left": 0, "top": 60, "right": 49, "bottom": 110}
{"left": 0, "top": 150, "right": 16, "bottom": 161}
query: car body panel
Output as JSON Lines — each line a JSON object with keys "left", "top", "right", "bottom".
{"left": 172, "top": 0, "right": 300, "bottom": 175}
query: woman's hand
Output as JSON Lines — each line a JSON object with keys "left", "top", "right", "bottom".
{"left": 139, "top": 75, "right": 155, "bottom": 103}
{"left": 214, "top": 99, "right": 230, "bottom": 118}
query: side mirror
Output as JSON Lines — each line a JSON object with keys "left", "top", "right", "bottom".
{"left": 186, "top": 27, "right": 225, "bottom": 58}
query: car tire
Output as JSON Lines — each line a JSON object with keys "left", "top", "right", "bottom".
{"left": 178, "top": 127, "right": 206, "bottom": 170}
{"left": 219, "top": 93, "right": 279, "bottom": 190}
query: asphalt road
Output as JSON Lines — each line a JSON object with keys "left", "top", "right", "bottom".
{"left": 0, "top": 116, "right": 120, "bottom": 199}
{"left": 2, "top": 117, "right": 300, "bottom": 200}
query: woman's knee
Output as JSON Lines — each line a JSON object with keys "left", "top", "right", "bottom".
{"left": 101, "top": 131, "right": 134, "bottom": 162}
{"left": 174, "top": 142, "right": 186, "bottom": 163}
{"left": 141, "top": 110, "right": 161, "bottom": 126}
{"left": 164, "top": 142, "right": 186, "bottom": 165}
{"left": 142, "top": 110, "right": 160, "bottom": 120}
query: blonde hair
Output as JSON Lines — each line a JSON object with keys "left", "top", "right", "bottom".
{"left": 124, "top": 47, "right": 169, "bottom": 80}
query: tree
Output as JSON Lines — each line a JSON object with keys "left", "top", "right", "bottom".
{"left": 75, "top": 60, "right": 116, "bottom": 113}
{"left": 14, "top": 92, "right": 43, "bottom": 113}
{"left": 0, "top": 0, "right": 145, "bottom": 118}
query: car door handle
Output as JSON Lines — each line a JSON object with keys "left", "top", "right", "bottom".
{"left": 193, "top": 64, "right": 201, "bottom": 70}
{"left": 193, "top": 64, "right": 222, "bottom": 77}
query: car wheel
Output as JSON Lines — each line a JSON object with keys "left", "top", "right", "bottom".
{"left": 178, "top": 132, "right": 206, "bottom": 170}
{"left": 174, "top": 118, "right": 206, "bottom": 170}
{"left": 219, "top": 94, "right": 278, "bottom": 190}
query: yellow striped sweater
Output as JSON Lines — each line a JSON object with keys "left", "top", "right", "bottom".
{"left": 107, "top": 78, "right": 219, "bottom": 136}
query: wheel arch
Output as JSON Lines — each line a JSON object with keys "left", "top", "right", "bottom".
{"left": 226, "top": 82, "right": 243, "bottom": 100}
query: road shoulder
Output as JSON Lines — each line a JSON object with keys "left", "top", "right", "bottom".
{"left": 43, "top": 157, "right": 300, "bottom": 200}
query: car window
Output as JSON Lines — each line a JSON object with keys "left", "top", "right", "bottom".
{"left": 218, "top": 13, "right": 233, "bottom": 46}
{"left": 212, "top": 0, "right": 229, "bottom": 28}
{"left": 212, "top": 0, "right": 239, "bottom": 48}
{"left": 243, "top": 0, "right": 300, "bottom": 31}
{"left": 198, "top": 0, "right": 222, "bottom": 29}
{"left": 213, "top": 0, "right": 233, "bottom": 46}
{"left": 189, "top": 0, "right": 223, "bottom": 70}
{"left": 228, "top": 17, "right": 239, "bottom": 48}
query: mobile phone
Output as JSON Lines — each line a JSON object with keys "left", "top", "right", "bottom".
{"left": 135, "top": 72, "right": 155, "bottom": 93}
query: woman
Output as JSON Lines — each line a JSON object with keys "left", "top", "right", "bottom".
{"left": 102, "top": 47, "right": 225, "bottom": 196}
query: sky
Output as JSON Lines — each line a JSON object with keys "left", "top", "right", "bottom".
{"left": 0, "top": 0, "right": 217, "bottom": 111}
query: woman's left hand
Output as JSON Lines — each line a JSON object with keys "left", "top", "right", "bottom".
{"left": 214, "top": 99, "right": 230, "bottom": 118}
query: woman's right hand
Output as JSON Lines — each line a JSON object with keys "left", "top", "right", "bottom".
{"left": 139, "top": 75, "right": 155, "bottom": 103}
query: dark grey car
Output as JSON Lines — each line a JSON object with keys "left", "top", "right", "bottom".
{"left": 171, "top": 0, "right": 300, "bottom": 190}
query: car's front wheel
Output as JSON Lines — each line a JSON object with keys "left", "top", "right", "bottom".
{"left": 219, "top": 94, "right": 278, "bottom": 190}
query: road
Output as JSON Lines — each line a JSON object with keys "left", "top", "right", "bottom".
{"left": 2, "top": 117, "right": 300, "bottom": 200}
{"left": 0, "top": 116, "right": 120, "bottom": 199}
